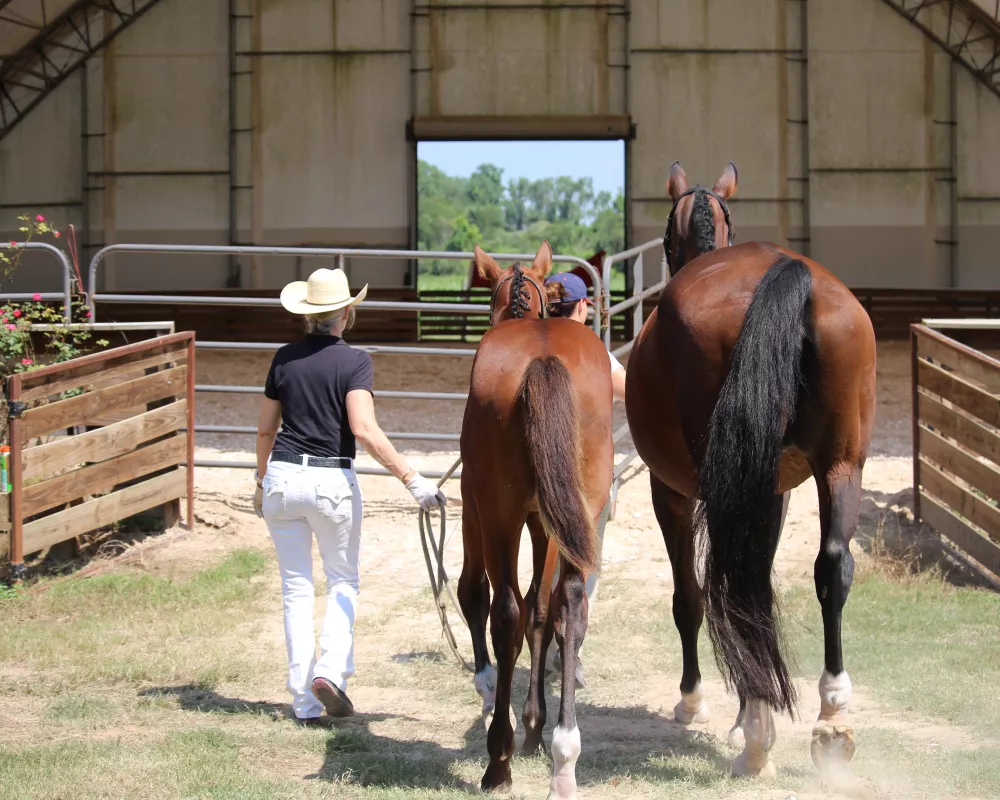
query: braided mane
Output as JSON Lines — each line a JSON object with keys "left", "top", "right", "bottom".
{"left": 510, "top": 264, "right": 533, "bottom": 319}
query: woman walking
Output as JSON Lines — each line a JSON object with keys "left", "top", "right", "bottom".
{"left": 253, "top": 267, "right": 446, "bottom": 723}
{"left": 543, "top": 271, "right": 626, "bottom": 688}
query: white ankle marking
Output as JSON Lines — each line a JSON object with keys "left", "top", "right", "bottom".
{"left": 819, "top": 670, "right": 852, "bottom": 711}
{"left": 675, "top": 682, "right": 711, "bottom": 724}
{"left": 551, "top": 725, "right": 582, "bottom": 768}
{"left": 475, "top": 666, "right": 497, "bottom": 699}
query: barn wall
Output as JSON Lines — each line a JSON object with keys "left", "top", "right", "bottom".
{"left": 0, "top": 0, "right": 997, "bottom": 295}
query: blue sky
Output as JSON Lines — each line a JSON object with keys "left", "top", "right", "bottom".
{"left": 418, "top": 140, "right": 625, "bottom": 196}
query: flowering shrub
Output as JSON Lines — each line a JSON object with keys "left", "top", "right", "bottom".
{"left": 0, "top": 214, "right": 107, "bottom": 379}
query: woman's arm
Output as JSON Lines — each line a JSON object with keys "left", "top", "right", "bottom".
{"left": 346, "top": 390, "right": 411, "bottom": 480}
{"left": 256, "top": 397, "right": 282, "bottom": 482}
{"left": 611, "top": 367, "right": 626, "bottom": 403}
{"left": 347, "top": 390, "right": 446, "bottom": 510}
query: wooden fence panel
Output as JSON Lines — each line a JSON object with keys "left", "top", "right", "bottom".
{"left": 912, "top": 323, "right": 1000, "bottom": 578}
{"left": 20, "top": 366, "right": 186, "bottom": 444}
{"left": 5, "top": 332, "right": 195, "bottom": 573}
{"left": 22, "top": 469, "right": 188, "bottom": 555}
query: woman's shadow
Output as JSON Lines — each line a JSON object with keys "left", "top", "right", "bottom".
{"left": 138, "top": 683, "right": 479, "bottom": 792}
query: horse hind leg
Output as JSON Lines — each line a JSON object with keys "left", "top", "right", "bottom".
{"left": 650, "top": 476, "right": 710, "bottom": 725}
{"left": 811, "top": 462, "right": 861, "bottom": 769}
{"left": 522, "top": 513, "right": 557, "bottom": 755}
{"left": 457, "top": 499, "right": 496, "bottom": 728}
{"left": 728, "top": 490, "right": 790, "bottom": 750}
{"left": 481, "top": 543, "right": 526, "bottom": 794}
{"left": 548, "top": 560, "right": 588, "bottom": 800}
{"left": 730, "top": 490, "right": 788, "bottom": 777}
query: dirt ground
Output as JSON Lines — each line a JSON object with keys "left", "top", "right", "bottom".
{"left": 15, "top": 339, "right": 997, "bottom": 799}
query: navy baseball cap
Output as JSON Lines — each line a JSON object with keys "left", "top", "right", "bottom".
{"left": 544, "top": 272, "right": 593, "bottom": 304}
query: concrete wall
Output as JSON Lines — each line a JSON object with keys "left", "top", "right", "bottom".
{"left": 0, "top": 0, "right": 997, "bottom": 294}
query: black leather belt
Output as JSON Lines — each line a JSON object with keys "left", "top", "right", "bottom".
{"left": 270, "top": 451, "right": 353, "bottom": 469}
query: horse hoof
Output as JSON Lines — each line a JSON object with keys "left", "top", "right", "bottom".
{"left": 731, "top": 749, "right": 777, "bottom": 779}
{"left": 673, "top": 698, "right": 710, "bottom": 725}
{"left": 811, "top": 721, "right": 856, "bottom": 769}
{"left": 481, "top": 763, "right": 512, "bottom": 794}
{"left": 727, "top": 725, "right": 746, "bottom": 749}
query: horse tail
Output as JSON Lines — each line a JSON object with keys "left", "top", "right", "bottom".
{"left": 521, "top": 355, "right": 598, "bottom": 573}
{"left": 697, "top": 255, "right": 812, "bottom": 718}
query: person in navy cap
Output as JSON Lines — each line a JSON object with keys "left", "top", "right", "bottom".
{"left": 544, "top": 271, "right": 626, "bottom": 402}
{"left": 542, "top": 270, "right": 626, "bottom": 689}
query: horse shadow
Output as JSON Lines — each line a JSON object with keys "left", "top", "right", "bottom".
{"left": 441, "top": 662, "right": 739, "bottom": 790}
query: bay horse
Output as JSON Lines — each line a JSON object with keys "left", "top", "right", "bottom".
{"left": 457, "top": 241, "right": 614, "bottom": 798}
{"left": 625, "top": 162, "right": 876, "bottom": 777}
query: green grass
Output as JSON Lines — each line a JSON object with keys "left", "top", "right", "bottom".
{"left": 2, "top": 547, "right": 1000, "bottom": 799}
{"left": 0, "top": 549, "right": 270, "bottom": 690}
{"left": 784, "top": 570, "right": 1000, "bottom": 734}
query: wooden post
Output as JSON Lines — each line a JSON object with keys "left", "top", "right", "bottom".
{"left": 7, "top": 374, "right": 25, "bottom": 582}
{"left": 186, "top": 333, "right": 195, "bottom": 529}
{"left": 911, "top": 325, "right": 922, "bottom": 522}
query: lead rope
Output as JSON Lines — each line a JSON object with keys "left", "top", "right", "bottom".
{"left": 418, "top": 455, "right": 474, "bottom": 673}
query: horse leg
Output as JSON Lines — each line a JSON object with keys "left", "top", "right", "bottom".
{"left": 548, "top": 559, "right": 588, "bottom": 800}
{"left": 728, "top": 490, "right": 789, "bottom": 749}
{"left": 481, "top": 533, "right": 526, "bottom": 793}
{"left": 522, "top": 513, "right": 557, "bottom": 755}
{"left": 650, "top": 475, "right": 709, "bottom": 725}
{"left": 810, "top": 462, "right": 861, "bottom": 769}
{"left": 458, "top": 498, "right": 495, "bottom": 728}
{"left": 731, "top": 491, "right": 787, "bottom": 778}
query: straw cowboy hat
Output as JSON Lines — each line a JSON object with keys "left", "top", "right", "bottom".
{"left": 280, "top": 268, "right": 368, "bottom": 315}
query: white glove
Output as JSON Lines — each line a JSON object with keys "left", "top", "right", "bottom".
{"left": 405, "top": 472, "right": 447, "bottom": 511}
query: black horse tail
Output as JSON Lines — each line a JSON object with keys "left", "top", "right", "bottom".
{"left": 521, "top": 355, "right": 598, "bottom": 573}
{"left": 697, "top": 256, "right": 812, "bottom": 718}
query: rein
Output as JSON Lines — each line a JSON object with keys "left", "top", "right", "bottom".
{"left": 663, "top": 186, "right": 735, "bottom": 272}
{"left": 489, "top": 263, "right": 547, "bottom": 323}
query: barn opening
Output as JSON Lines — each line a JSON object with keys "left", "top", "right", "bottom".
{"left": 415, "top": 140, "right": 626, "bottom": 295}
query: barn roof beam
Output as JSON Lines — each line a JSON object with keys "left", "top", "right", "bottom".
{"left": 0, "top": 0, "right": 167, "bottom": 141}
{"left": 879, "top": 0, "right": 1000, "bottom": 99}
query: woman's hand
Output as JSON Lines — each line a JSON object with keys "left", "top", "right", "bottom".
{"left": 252, "top": 471, "right": 264, "bottom": 518}
{"left": 404, "top": 472, "right": 447, "bottom": 511}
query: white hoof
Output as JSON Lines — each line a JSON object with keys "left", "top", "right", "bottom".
{"left": 727, "top": 724, "right": 746, "bottom": 749}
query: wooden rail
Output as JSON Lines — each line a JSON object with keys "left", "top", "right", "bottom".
{"left": 911, "top": 324, "right": 1000, "bottom": 577}
{"left": 2, "top": 332, "right": 195, "bottom": 573}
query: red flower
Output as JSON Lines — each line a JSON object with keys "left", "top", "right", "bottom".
{"left": 53, "top": 231, "right": 61, "bottom": 238}
{"left": 21, "top": 358, "right": 32, "bottom": 366}
{"left": 12, "top": 309, "right": 21, "bottom": 318}
{"left": 35, "top": 215, "right": 44, "bottom": 222}
{"left": 84, "top": 309, "right": 92, "bottom": 318}
{"left": 32, "top": 293, "right": 41, "bottom": 301}
{"left": 6, "top": 324, "right": 16, "bottom": 331}
{"left": 8, "top": 241, "right": 15, "bottom": 248}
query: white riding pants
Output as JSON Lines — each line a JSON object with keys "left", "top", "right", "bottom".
{"left": 262, "top": 458, "right": 363, "bottom": 719}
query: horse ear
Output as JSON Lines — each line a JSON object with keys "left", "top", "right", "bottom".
{"left": 713, "top": 162, "right": 738, "bottom": 200}
{"left": 530, "top": 240, "right": 553, "bottom": 278}
{"left": 473, "top": 244, "right": 502, "bottom": 283}
{"left": 666, "top": 161, "right": 688, "bottom": 200}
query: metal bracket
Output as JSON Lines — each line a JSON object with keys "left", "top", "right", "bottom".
{"left": 7, "top": 401, "right": 25, "bottom": 420}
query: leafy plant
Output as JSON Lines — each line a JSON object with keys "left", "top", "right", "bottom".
{"left": 1, "top": 215, "right": 109, "bottom": 380}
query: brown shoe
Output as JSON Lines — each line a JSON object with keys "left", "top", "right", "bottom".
{"left": 311, "top": 676, "right": 354, "bottom": 718}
